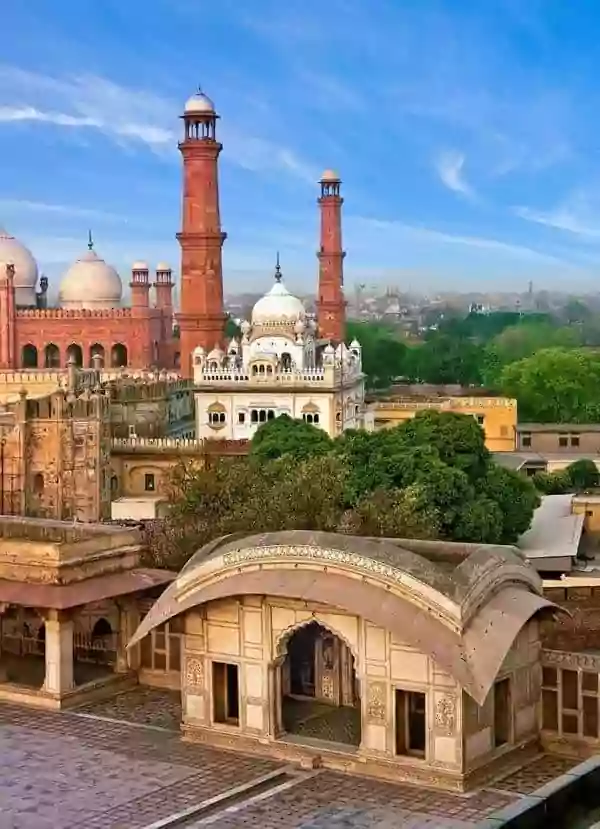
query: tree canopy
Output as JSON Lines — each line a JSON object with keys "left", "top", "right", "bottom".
{"left": 147, "top": 411, "right": 540, "bottom": 569}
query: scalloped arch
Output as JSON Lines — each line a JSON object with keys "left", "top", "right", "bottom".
{"left": 275, "top": 616, "right": 360, "bottom": 665}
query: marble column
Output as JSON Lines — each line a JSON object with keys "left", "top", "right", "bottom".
{"left": 43, "top": 610, "right": 74, "bottom": 694}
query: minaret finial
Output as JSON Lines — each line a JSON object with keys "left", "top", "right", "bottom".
{"left": 274, "top": 251, "right": 282, "bottom": 283}
{"left": 87, "top": 229, "right": 94, "bottom": 251}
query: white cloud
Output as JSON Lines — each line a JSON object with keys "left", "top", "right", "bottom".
{"left": 0, "top": 66, "right": 317, "bottom": 181}
{"left": 434, "top": 151, "right": 474, "bottom": 197}
{"left": 514, "top": 205, "right": 600, "bottom": 239}
{"left": 0, "top": 199, "right": 125, "bottom": 222}
{"left": 352, "top": 216, "right": 570, "bottom": 265}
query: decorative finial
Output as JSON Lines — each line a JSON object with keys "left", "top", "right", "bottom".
{"left": 87, "top": 229, "right": 94, "bottom": 251}
{"left": 274, "top": 251, "right": 282, "bottom": 283}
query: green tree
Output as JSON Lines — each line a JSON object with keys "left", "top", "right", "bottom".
{"left": 346, "top": 321, "right": 407, "bottom": 389}
{"left": 499, "top": 348, "right": 600, "bottom": 423}
{"left": 250, "top": 414, "right": 333, "bottom": 463}
{"left": 566, "top": 459, "right": 599, "bottom": 492}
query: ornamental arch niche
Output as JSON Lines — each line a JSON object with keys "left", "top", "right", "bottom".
{"left": 89, "top": 343, "right": 105, "bottom": 367}
{"left": 44, "top": 343, "right": 60, "bottom": 368}
{"left": 66, "top": 343, "right": 83, "bottom": 367}
{"left": 21, "top": 343, "right": 38, "bottom": 368}
{"left": 275, "top": 618, "right": 361, "bottom": 747}
{"left": 111, "top": 342, "right": 128, "bottom": 368}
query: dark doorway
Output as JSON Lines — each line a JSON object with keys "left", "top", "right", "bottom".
{"left": 66, "top": 343, "right": 83, "bottom": 367}
{"left": 281, "top": 622, "right": 360, "bottom": 747}
{"left": 89, "top": 343, "right": 105, "bottom": 367}
{"left": 213, "top": 661, "right": 240, "bottom": 725}
{"left": 494, "top": 678, "right": 511, "bottom": 747}
{"left": 44, "top": 343, "right": 60, "bottom": 368}
{"left": 21, "top": 344, "right": 38, "bottom": 368}
{"left": 111, "top": 343, "right": 128, "bottom": 368}
{"left": 395, "top": 689, "right": 426, "bottom": 758}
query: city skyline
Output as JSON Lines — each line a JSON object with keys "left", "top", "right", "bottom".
{"left": 3, "top": 1, "right": 600, "bottom": 292}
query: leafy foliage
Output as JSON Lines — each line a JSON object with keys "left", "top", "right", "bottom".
{"left": 250, "top": 414, "right": 333, "bottom": 463}
{"left": 533, "top": 459, "right": 600, "bottom": 495}
{"left": 149, "top": 411, "right": 540, "bottom": 568}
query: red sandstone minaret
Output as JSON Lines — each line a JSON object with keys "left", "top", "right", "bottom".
{"left": 316, "top": 169, "right": 346, "bottom": 343}
{"left": 176, "top": 89, "right": 226, "bottom": 378}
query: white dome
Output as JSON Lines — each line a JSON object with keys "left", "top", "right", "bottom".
{"left": 184, "top": 91, "right": 215, "bottom": 114}
{"left": 320, "top": 169, "right": 340, "bottom": 182}
{"left": 252, "top": 279, "right": 305, "bottom": 326}
{"left": 131, "top": 261, "right": 148, "bottom": 271}
{"left": 0, "top": 227, "right": 39, "bottom": 306}
{"left": 156, "top": 262, "right": 171, "bottom": 272}
{"left": 59, "top": 248, "right": 122, "bottom": 309}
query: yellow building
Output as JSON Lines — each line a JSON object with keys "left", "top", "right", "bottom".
{"left": 572, "top": 494, "right": 600, "bottom": 534}
{"left": 369, "top": 393, "right": 517, "bottom": 452}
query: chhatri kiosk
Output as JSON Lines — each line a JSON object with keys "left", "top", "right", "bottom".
{"left": 130, "top": 530, "right": 558, "bottom": 791}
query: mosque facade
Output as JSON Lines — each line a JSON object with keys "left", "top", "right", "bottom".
{"left": 0, "top": 231, "right": 176, "bottom": 371}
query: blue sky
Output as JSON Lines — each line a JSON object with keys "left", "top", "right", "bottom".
{"left": 3, "top": 0, "right": 600, "bottom": 295}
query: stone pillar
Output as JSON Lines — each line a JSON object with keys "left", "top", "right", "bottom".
{"left": 116, "top": 601, "right": 140, "bottom": 673}
{"left": 43, "top": 610, "right": 74, "bottom": 694}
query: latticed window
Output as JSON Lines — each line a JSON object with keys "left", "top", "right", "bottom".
{"left": 140, "top": 616, "right": 183, "bottom": 673}
{"left": 542, "top": 664, "right": 599, "bottom": 738}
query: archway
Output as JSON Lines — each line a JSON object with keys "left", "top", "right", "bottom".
{"left": 89, "top": 343, "right": 105, "bottom": 367}
{"left": 66, "top": 343, "right": 83, "bottom": 367}
{"left": 111, "top": 342, "right": 128, "bottom": 368}
{"left": 44, "top": 343, "right": 60, "bottom": 369}
{"left": 279, "top": 621, "right": 361, "bottom": 747}
{"left": 21, "top": 344, "right": 38, "bottom": 369}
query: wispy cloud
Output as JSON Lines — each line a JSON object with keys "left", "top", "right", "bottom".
{"left": 353, "top": 216, "right": 571, "bottom": 265}
{"left": 0, "top": 199, "right": 125, "bottom": 222}
{"left": 0, "top": 66, "right": 317, "bottom": 182}
{"left": 514, "top": 197, "right": 600, "bottom": 240}
{"left": 434, "top": 150, "right": 475, "bottom": 197}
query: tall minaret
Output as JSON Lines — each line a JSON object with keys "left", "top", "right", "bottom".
{"left": 316, "top": 169, "right": 346, "bottom": 343}
{"left": 176, "top": 89, "right": 226, "bottom": 377}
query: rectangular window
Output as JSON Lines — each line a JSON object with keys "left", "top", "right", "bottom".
{"left": 476, "top": 415, "right": 485, "bottom": 426}
{"left": 571, "top": 434, "right": 580, "bottom": 448}
{"left": 493, "top": 678, "right": 511, "bottom": 747}
{"left": 139, "top": 620, "right": 182, "bottom": 673}
{"left": 559, "top": 435, "right": 568, "bottom": 448}
{"left": 238, "top": 411, "right": 245, "bottom": 424}
{"left": 542, "top": 664, "right": 600, "bottom": 739}
{"left": 395, "top": 689, "right": 426, "bottom": 758}
{"left": 144, "top": 473, "right": 155, "bottom": 492}
{"left": 521, "top": 433, "right": 532, "bottom": 448}
{"left": 212, "top": 662, "right": 240, "bottom": 726}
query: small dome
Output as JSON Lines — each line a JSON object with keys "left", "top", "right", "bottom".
{"left": 0, "top": 227, "right": 39, "bottom": 306}
{"left": 252, "top": 279, "right": 305, "bottom": 326}
{"left": 156, "top": 262, "right": 171, "bottom": 272}
{"left": 185, "top": 91, "right": 215, "bottom": 114}
{"left": 207, "top": 344, "right": 225, "bottom": 360}
{"left": 131, "top": 261, "right": 148, "bottom": 271}
{"left": 59, "top": 247, "right": 122, "bottom": 309}
{"left": 350, "top": 338, "right": 361, "bottom": 348}
{"left": 320, "top": 169, "right": 340, "bottom": 182}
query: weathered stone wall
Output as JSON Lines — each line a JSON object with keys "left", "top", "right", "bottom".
{"left": 542, "top": 586, "right": 600, "bottom": 652}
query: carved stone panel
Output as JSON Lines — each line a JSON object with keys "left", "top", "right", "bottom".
{"left": 367, "top": 681, "right": 386, "bottom": 722}
{"left": 185, "top": 656, "right": 205, "bottom": 690}
{"left": 434, "top": 695, "right": 456, "bottom": 736}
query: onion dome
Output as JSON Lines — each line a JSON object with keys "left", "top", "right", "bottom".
{"left": 0, "top": 227, "right": 39, "bottom": 306}
{"left": 58, "top": 234, "right": 122, "bottom": 309}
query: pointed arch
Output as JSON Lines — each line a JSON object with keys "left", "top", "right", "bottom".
{"left": 275, "top": 616, "right": 360, "bottom": 667}
{"left": 21, "top": 343, "right": 38, "bottom": 368}
{"left": 44, "top": 343, "right": 60, "bottom": 369}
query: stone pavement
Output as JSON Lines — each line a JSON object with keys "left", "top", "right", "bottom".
{"left": 0, "top": 695, "right": 578, "bottom": 829}
{"left": 0, "top": 703, "right": 281, "bottom": 829}
{"left": 193, "top": 770, "right": 513, "bottom": 828}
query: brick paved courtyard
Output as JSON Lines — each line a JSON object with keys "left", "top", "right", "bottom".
{"left": 0, "top": 696, "right": 580, "bottom": 829}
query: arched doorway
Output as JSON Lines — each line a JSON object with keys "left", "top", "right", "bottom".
{"left": 89, "top": 343, "right": 105, "bottom": 367}
{"left": 66, "top": 343, "right": 83, "bottom": 367}
{"left": 111, "top": 342, "right": 128, "bottom": 368}
{"left": 279, "top": 621, "right": 361, "bottom": 747}
{"left": 44, "top": 343, "right": 60, "bottom": 368}
{"left": 21, "top": 344, "right": 38, "bottom": 368}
